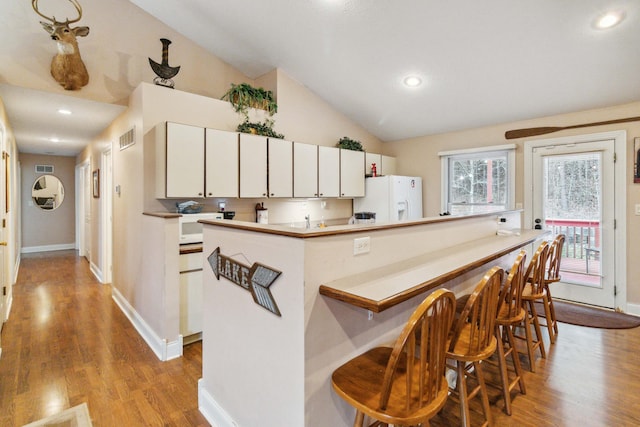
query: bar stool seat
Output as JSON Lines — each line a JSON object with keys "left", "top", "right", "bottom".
{"left": 331, "top": 289, "right": 456, "bottom": 427}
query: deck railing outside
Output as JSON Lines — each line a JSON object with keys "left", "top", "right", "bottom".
{"left": 545, "top": 219, "right": 600, "bottom": 276}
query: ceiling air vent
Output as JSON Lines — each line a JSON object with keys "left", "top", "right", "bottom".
{"left": 119, "top": 127, "right": 135, "bottom": 151}
{"left": 35, "top": 164, "right": 54, "bottom": 174}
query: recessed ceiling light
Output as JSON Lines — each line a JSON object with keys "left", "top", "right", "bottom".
{"left": 594, "top": 11, "right": 625, "bottom": 29}
{"left": 403, "top": 76, "right": 422, "bottom": 88}
{"left": 58, "top": 109, "right": 72, "bottom": 115}
{"left": 50, "top": 137, "right": 60, "bottom": 143}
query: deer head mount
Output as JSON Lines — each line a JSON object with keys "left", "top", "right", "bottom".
{"left": 32, "top": 0, "right": 90, "bottom": 91}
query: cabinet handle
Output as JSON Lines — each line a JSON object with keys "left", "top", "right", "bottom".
{"left": 270, "top": 193, "right": 274, "bottom": 196}
{"left": 318, "top": 193, "right": 322, "bottom": 196}
{"left": 208, "top": 192, "right": 212, "bottom": 196}
{"left": 198, "top": 193, "right": 203, "bottom": 196}
{"left": 263, "top": 193, "right": 267, "bottom": 196}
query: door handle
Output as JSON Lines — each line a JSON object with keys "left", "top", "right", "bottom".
{"left": 0, "top": 242, "right": 6, "bottom": 246}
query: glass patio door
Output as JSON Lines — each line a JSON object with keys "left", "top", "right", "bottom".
{"left": 532, "top": 139, "right": 615, "bottom": 308}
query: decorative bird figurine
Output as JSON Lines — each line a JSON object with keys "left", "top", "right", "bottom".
{"left": 149, "top": 38, "right": 181, "bottom": 88}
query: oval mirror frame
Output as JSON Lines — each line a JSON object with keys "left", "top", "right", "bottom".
{"left": 32, "top": 174, "right": 65, "bottom": 210}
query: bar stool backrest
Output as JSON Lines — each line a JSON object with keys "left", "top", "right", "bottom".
{"left": 449, "top": 266, "right": 503, "bottom": 357}
{"left": 546, "top": 234, "right": 566, "bottom": 283}
{"left": 378, "top": 288, "right": 456, "bottom": 412}
{"left": 525, "top": 241, "right": 550, "bottom": 296}
{"left": 498, "top": 250, "right": 527, "bottom": 320}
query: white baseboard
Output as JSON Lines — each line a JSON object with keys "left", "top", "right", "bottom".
{"left": 198, "top": 379, "right": 237, "bottom": 427}
{"left": 4, "top": 294, "right": 12, "bottom": 323}
{"left": 21, "top": 243, "right": 75, "bottom": 253}
{"left": 89, "top": 261, "right": 103, "bottom": 283}
{"left": 111, "top": 286, "right": 183, "bottom": 361}
{"left": 625, "top": 303, "right": 640, "bottom": 317}
{"left": 13, "top": 254, "right": 20, "bottom": 285}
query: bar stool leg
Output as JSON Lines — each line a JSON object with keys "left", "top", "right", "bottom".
{"left": 506, "top": 324, "right": 526, "bottom": 395}
{"left": 529, "top": 300, "right": 547, "bottom": 359}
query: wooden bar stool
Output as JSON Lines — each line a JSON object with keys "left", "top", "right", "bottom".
{"left": 447, "top": 266, "right": 503, "bottom": 427}
{"left": 493, "top": 250, "right": 527, "bottom": 415}
{"left": 331, "top": 289, "right": 456, "bottom": 427}
{"left": 516, "top": 240, "right": 550, "bottom": 372}
{"left": 541, "top": 234, "right": 565, "bottom": 343}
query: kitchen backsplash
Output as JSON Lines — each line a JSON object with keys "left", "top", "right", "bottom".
{"left": 157, "top": 197, "right": 353, "bottom": 225}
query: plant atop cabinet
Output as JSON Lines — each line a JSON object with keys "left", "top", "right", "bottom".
{"left": 222, "top": 82, "right": 284, "bottom": 139}
{"left": 237, "top": 119, "right": 284, "bottom": 139}
{"left": 221, "top": 83, "right": 278, "bottom": 118}
{"left": 336, "top": 136, "right": 363, "bottom": 151}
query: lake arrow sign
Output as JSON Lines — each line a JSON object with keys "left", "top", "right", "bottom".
{"left": 207, "top": 247, "right": 282, "bottom": 316}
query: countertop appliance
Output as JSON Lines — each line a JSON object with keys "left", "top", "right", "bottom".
{"left": 353, "top": 175, "right": 423, "bottom": 223}
{"left": 179, "top": 212, "right": 223, "bottom": 244}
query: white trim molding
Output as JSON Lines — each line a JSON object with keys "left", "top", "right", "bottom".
{"left": 111, "top": 286, "right": 183, "bottom": 361}
{"left": 523, "top": 129, "right": 627, "bottom": 311}
{"left": 21, "top": 243, "right": 75, "bottom": 253}
{"left": 199, "top": 379, "right": 238, "bottom": 427}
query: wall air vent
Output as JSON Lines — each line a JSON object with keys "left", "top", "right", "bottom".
{"left": 119, "top": 127, "right": 135, "bottom": 151}
{"left": 35, "top": 164, "right": 54, "bottom": 174}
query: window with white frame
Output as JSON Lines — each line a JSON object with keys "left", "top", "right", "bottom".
{"left": 440, "top": 145, "right": 515, "bottom": 215}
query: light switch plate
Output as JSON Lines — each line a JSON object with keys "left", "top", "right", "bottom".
{"left": 635, "top": 204, "right": 640, "bottom": 216}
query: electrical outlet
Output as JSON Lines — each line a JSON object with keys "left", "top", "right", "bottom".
{"left": 353, "top": 237, "right": 370, "bottom": 255}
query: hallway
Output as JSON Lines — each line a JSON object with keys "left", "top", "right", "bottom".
{"left": 0, "top": 250, "right": 208, "bottom": 426}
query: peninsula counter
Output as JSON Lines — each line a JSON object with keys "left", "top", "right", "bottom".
{"left": 196, "top": 211, "right": 547, "bottom": 426}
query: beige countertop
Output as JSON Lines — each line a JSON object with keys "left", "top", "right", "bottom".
{"left": 319, "top": 229, "right": 547, "bottom": 312}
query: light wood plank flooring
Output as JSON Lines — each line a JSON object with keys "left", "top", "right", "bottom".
{"left": 2, "top": 250, "right": 640, "bottom": 426}
{"left": 0, "top": 250, "right": 208, "bottom": 426}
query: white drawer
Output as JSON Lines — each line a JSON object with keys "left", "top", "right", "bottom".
{"left": 179, "top": 252, "right": 203, "bottom": 272}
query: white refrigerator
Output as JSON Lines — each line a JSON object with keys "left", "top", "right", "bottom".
{"left": 353, "top": 175, "right": 423, "bottom": 223}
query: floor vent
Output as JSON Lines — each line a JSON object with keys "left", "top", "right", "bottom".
{"left": 119, "top": 127, "right": 135, "bottom": 151}
{"left": 35, "top": 164, "right": 54, "bottom": 174}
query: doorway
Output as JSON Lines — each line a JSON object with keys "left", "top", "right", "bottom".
{"left": 524, "top": 130, "right": 627, "bottom": 310}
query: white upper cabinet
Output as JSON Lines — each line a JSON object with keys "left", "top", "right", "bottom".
{"left": 339, "top": 149, "right": 365, "bottom": 198}
{"left": 318, "top": 146, "right": 340, "bottom": 198}
{"left": 205, "top": 129, "right": 238, "bottom": 198}
{"left": 239, "top": 133, "right": 268, "bottom": 198}
{"left": 268, "top": 138, "right": 293, "bottom": 198}
{"left": 157, "top": 122, "right": 205, "bottom": 198}
{"left": 380, "top": 155, "right": 397, "bottom": 176}
{"left": 293, "top": 142, "right": 318, "bottom": 198}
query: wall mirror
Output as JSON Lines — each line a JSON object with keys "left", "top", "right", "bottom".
{"left": 32, "top": 175, "right": 65, "bottom": 210}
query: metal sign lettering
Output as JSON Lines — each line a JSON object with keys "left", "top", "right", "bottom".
{"left": 207, "top": 247, "right": 282, "bottom": 316}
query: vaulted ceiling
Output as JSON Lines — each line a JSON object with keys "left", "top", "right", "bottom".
{"left": 1, "top": 0, "right": 638, "bottom": 155}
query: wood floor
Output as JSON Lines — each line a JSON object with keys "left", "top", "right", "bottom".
{"left": 0, "top": 250, "right": 209, "bottom": 426}
{"left": 2, "top": 250, "right": 640, "bottom": 426}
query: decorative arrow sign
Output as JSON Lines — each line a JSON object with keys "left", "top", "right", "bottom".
{"left": 207, "top": 247, "right": 282, "bottom": 316}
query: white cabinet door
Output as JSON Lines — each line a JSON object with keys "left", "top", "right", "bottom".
{"left": 339, "top": 149, "right": 365, "bottom": 197}
{"left": 180, "top": 269, "right": 203, "bottom": 337}
{"left": 205, "top": 129, "right": 238, "bottom": 197}
{"left": 365, "top": 152, "right": 382, "bottom": 176}
{"left": 268, "top": 138, "right": 293, "bottom": 198}
{"left": 293, "top": 142, "right": 318, "bottom": 198}
{"left": 239, "top": 133, "right": 268, "bottom": 198}
{"left": 165, "top": 122, "right": 205, "bottom": 198}
{"left": 318, "top": 146, "right": 340, "bottom": 198}
{"left": 381, "top": 155, "right": 397, "bottom": 176}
